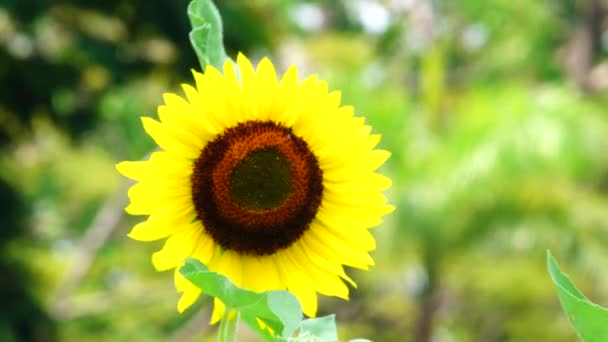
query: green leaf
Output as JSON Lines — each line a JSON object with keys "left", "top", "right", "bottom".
{"left": 297, "top": 315, "right": 338, "bottom": 342}
{"left": 179, "top": 259, "right": 302, "bottom": 342}
{"left": 187, "top": 0, "right": 229, "bottom": 71}
{"left": 547, "top": 251, "right": 608, "bottom": 342}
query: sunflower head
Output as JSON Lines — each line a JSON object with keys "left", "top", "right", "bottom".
{"left": 116, "top": 54, "right": 393, "bottom": 322}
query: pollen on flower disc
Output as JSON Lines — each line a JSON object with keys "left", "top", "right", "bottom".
{"left": 191, "top": 120, "right": 323, "bottom": 256}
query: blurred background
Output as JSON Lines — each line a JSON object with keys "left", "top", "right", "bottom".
{"left": 2, "top": 0, "right": 608, "bottom": 341}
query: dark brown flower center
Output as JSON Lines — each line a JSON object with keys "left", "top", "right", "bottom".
{"left": 229, "top": 148, "right": 292, "bottom": 210}
{"left": 190, "top": 121, "right": 323, "bottom": 256}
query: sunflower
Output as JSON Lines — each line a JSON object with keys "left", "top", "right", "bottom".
{"left": 116, "top": 54, "right": 393, "bottom": 322}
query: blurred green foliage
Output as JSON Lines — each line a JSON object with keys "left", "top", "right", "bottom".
{"left": 2, "top": 0, "right": 608, "bottom": 341}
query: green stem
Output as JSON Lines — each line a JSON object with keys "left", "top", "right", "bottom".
{"left": 218, "top": 310, "right": 239, "bottom": 342}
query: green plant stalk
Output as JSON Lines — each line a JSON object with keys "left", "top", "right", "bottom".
{"left": 218, "top": 310, "right": 239, "bottom": 342}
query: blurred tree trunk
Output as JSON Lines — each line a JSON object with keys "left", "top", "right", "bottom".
{"left": 563, "top": 0, "right": 604, "bottom": 91}
{"left": 414, "top": 243, "right": 441, "bottom": 342}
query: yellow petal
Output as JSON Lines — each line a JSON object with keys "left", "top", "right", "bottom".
{"left": 191, "top": 231, "right": 216, "bottom": 265}
{"left": 304, "top": 225, "right": 374, "bottom": 270}
{"left": 320, "top": 190, "right": 394, "bottom": 218}
{"left": 274, "top": 251, "right": 318, "bottom": 317}
{"left": 316, "top": 205, "right": 383, "bottom": 230}
{"left": 141, "top": 117, "right": 200, "bottom": 159}
{"left": 159, "top": 93, "right": 213, "bottom": 142}
{"left": 209, "top": 250, "right": 243, "bottom": 287}
{"left": 295, "top": 240, "right": 356, "bottom": 287}
{"left": 126, "top": 181, "right": 190, "bottom": 206}
{"left": 127, "top": 196, "right": 195, "bottom": 223}
{"left": 237, "top": 53, "right": 256, "bottom": 84}
{"left": 308, "top": 117, "right": 381, "bottom": 166}
{"left": 313, "top": 211, "right": 377, "bottom": 251}
{"left": 295, "top": 96, "right": 352, "bottom": 150}
{"left": 175, "top": 268, "right": 202, "bottom": 313}
{"left": 210, "top": 298, "right": 226, "bottom": 324}
{"left": 192, "top": 67, "right": 236, "bottom": 132}
{"left": 272, "top": 65, "right": 301, "bottom": 125}
{"left": 254, "top": 57, "right": 279, "bottom": 122}
{"left": 125, "top": 194, "right": 192, "bottom": 216}
{"left": 283, "top": 75, "right": 324, "bottom": 132}
{"left": 151, "top": 223, "right": 201, "bottom": 271}
{"left": 286, "top": 245, "right": 349, "bottom": 299}
{"left": 322, "top": 150, "right": 391, "bottom": 182}
{"left": 128, "top": 220, "right": 173, "bottom": 241}
{"left": 241, "top": 255, "right": 283, "bottom": 292}
{"left": 221, "top": 61, "right": 245, "bottom": 124}
{"left": 256, "top": 57, "right": 278, "bottom": 87}
{"left": 127, "top": 205, "right": 195, "bottom": 241}
{"left": 116, "top": 152, "right": 192, "bottom": 182}
{"left": 115, "top": 161, "right": 147, "bottom": 181}
{"left": 280, "top": 64, "right": 299, "bottom": 87}
{"left": 318, "top": 134, "right": 382, "bottom": 169}
{"left": 323, "top": 172, "right": 392, "bottom": 192}
{"left": 177, "top": 286, "right": 201, "bottom": 313}
{"left": 320, "top": 201, "right": 395, "bottom": 225}
{"left": 323, "top": 188, "right": 388, "bottom": 207}
{"left": 237, "top": 53, "right": 258, "bottom": 120}
{"left": 156, "top": 100, "right": 207, "bottom": 150}
{"left": 181, "top": 82, "right": 202, "bottom": 108}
